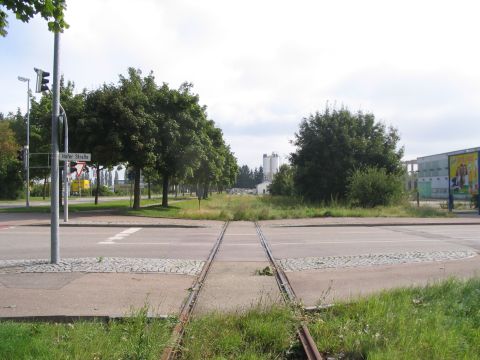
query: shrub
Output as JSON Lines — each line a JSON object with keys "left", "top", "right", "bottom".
{"left": 30, "top": 183, "right": 50, "bottom": 197}
{"left": 347, "top": 167, "right": 404, "bottom": 208}
{"left": 268, "top": 165, "right": 295, "bottom": 196}
{"left": 92, "top": 185, "right": 114, "bottom": 196}
{"left": 471, "top": 194, "right": 479, "bottom": 209}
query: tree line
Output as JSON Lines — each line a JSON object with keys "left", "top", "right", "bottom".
{"left": 234, "top": 165, "right": 264, "bottom": 188}
{"left": 0, "top": 68, "right": 238, "bottom": 208}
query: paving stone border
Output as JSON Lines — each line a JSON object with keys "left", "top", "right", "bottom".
{"left": 0, "top": 257, "right": 204, "bottom": 276}
{"left": 279, "top": 250, "right": 478, "bottom": 272}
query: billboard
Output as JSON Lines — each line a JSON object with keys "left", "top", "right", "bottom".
{"left": 449, "top": 152, "right": 479, "bottom": 196}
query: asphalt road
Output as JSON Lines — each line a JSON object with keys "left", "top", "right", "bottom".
{"left": 0, "top": 225, "right": 222, "bottom": 261}
{"left": 260, "top": 224, "right": 480, "bottom": 258}
{"left": 1, "top": 222, "right": 479, "bottom": 265}
{"left": 1, "top": 221, "right": 480, "bottom": 315}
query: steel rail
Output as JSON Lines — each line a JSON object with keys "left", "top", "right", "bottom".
{"left": 255, "top": 222, "right": 323, "bottom": 360}
{"left": 161, "top": 221, "right": 229, "bottom": 360}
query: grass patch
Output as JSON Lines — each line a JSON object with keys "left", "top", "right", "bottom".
{"left": 0, "top": 308, "right": 174, "bottom": 360}
{"left": 126, "top": 194, "right": 449, "bottom": 221}
{"left": 308, "top": 277, "right": 480, "bottom": 359}
{"left": 0, "top": 198, "right": 172, "bottom": 214}
{"left": 0, "top": 193, "right": 450, "bottom": 220}
{"left": 181, "top": 305, "right": 299, "bottom": 359}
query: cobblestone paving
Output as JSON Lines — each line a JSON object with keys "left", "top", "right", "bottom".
{"left": 279, "top": 250, "right": 478, "bottom": 272}
{"left": 0, "top": 257, "right": 204, "bottom": 276}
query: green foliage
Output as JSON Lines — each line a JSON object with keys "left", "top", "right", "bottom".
{"left": 91, "top": 185, "right": 114, "bottom": 197}
{"left": 235, "top": 165, "right": 264, "bottom": 188}
{"left": 291, "top": 106, "right": 404, "bottom": 202}
{"left": 0, "top": 121, "right": 23, "bottom": 199}
{"left": 347, "top": 166, "right": 404, "bottom": 208}
{"left": 30, "top": 182, "right": 49, "bottom": 197}
{"left": 309, "top": 277, "right": 480, "bottom": 359}
{"left": 471, "top": 194, "right": 478, "bottom": 209}
{"left": 181, "top": 305, "right": 297, "bottom": 359}
{"left": 0, "top": 0, "right": 69, "bottom": 36}
{"left": 0, "top": 307, "right": 173, "bottom": 359}
{"left": 125, "top": 194, "right": 448, "bottom": 221}
{"left": 268, "top": 164, "right": 294, "bottom": 196}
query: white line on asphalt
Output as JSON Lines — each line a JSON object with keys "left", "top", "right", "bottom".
{"left": 98, "top": 227, "right": 142, "bottom": 245}
{"left": 226, "top": 233, "right": 260, "bottom": 236}
{"left": 117, "top": 242, "right": 212, "bottom": 246}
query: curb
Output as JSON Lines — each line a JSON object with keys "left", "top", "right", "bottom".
{"left": 12, "top": 223, "right": 208, "bottom": 229}
{"left": 0, "top": 314, "right": 171, "bottom": 323}
{"left": 270, "top": 221, "right": 480, "bottom": 228}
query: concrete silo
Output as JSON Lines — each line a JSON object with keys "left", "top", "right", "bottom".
{"left": 263, "top": 152, "right": 280, "bottom": 181}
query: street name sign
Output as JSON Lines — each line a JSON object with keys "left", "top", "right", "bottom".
{"left": 59, "top": 152, "right": 91, "bottom": 161}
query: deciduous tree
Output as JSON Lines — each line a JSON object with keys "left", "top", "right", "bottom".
{"left": 291, "top": 107, "right": 403, "bottom": 202}
{"left": 0, "top": 0, "right": 68, "bottom": 36}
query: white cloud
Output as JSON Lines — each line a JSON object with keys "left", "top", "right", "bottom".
{"left": 2, "top": 0, "right": 480, "bottom": 168}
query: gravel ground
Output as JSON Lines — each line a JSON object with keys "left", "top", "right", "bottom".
{"left": 279, "top": 250, "right": 478, "bottom": 272}
{"left": 0, "top": 257, "right": 204, "bottom": 276}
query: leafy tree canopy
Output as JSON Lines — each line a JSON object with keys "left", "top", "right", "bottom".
{"left": 0, "top": 120, "right": 23, "bottom": 199}
{"left": 0, "top": 0, "right": 68, "bottom": 36}
{"left": 291, "top": 106, "right": 404, "bottom": 202}
{"left": 268, "top": 164, "right": 294, "bottom": 196}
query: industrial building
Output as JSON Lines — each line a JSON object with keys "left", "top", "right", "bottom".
{"left": 256, "top": 152, "right": 281, "bottom": 195}
{"left": 263, "top": 152, "right": 280, "bottom": 181}
{"left": 415, "top": 147, "right": 480, "bottom": 199}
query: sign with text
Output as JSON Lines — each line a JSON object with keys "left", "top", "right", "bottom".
{"left": 59, "top": 153, "right": 91, "bottom": 162}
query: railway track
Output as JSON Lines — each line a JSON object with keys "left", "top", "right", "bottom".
{"left": 161, "top": 221, "right": 229, "bottom": 360}
{"left": 255, "top": 222, "right": 323, "bottom": 360}
{"left": 161, "top": 220, "right": 323, "bottom": 360}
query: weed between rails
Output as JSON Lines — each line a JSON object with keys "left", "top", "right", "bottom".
{"left": 180, "top": 305, "right": 301, "bottom": 360}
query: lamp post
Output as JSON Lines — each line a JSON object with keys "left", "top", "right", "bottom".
{"left": 17, "top": 76, "right": 31, "bottom": 208}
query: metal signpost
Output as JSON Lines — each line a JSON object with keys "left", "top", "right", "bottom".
{"left": 50, "top": 32, "right": 61, "bottom": 264}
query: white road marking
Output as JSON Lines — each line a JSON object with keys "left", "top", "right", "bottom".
{"left": 118, "top": 242, "right": 212, "bottom": 246}
{"left": 98, "top": 227, "right": 142, "bottom": 245}
{"left": 226, "top": 233, "right": 260, "bottom": 236}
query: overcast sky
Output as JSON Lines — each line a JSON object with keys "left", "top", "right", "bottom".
{"left": 1, "top": 0, "right": 480, "bottom": 168}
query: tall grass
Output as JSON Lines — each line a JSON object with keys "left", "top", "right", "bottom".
{"left": 181, "top": 305, "right": 299, "bottom": 359}
{"left": 127, "top": 194, "right": 448, "bottom": 221}
{"left": 2, "top": 193, "right": 449, "bottom": 220}
{"left": 309, "top": 277, "right": 480, "bottom": 359}
{"left": 0, "top": 307, "right": 174, "bottom": 360}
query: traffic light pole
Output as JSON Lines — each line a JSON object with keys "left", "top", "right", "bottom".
{"left": 50, "top": 31, "right": 61, "bottom": 264}
{"left": 60, "top": 105, "right": 69, "bottom": 222}
{"left": 26, "top": 80, "right": 30, "bottom": 208}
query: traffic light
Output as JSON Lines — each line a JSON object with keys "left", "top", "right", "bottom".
{"left": 69, "top": 162, "right": 78, "bottom": 174}
{"left": 34, "top": 67, "right": 50, "bottom": 93}
{"left": 17, "top": 149, "right": 24, "bottom": 162}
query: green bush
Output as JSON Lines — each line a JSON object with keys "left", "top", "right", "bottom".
{"left": 347, "top": 167, "right": 404, "bottom": 208}
{"left": 471, "top": 195, "right": 479, "bottom": 209}
{"left": 92, "top": 185, "right": 114, "bottom": 196}
{"left": 30, "top": 183, "right": 50, "bottom": 197}
{"left": 268, "top": 164, "right": 295, "bottom": 196}
{"left": 0, "top": 160, "right": 23, "bottom": 199}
